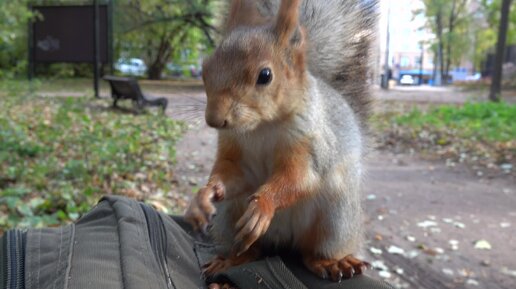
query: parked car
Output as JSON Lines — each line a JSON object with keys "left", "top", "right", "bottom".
{"left": 166, "top": 63, "right": 184, "bottom": 77}
{"left": 464, "top": 73, "right": 481, "bottom": 82}
{"left": 165, "top": 63, "right": 203, "bottom": 78}
{"left": 399, "top": 75, "right": 415, "bottom": 85}
{"left": 115, "top": 58, "right": 147, "bottom": 76}
{"left": 189, "top": 64, "right": 202, "bottom": 78}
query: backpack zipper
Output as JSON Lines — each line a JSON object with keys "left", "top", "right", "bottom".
{"left": 139, "top": 203, "right": 175, "bottom": 289}
{"left": 6, "top": 230, "right": 26, "bottom": 289}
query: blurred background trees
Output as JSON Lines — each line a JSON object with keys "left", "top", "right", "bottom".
{"left": 416, "top": 0, "right": 471, "bottom": 85}
{"left": 488, "top": 0, "right": 514, "bottom": 101}
{"left": 0, "top": 0, "right": 219, "bottom": 80}
{"left": 416, "top": 0, "right": 515, "bottom": 86}
{"left": 1, "top": 0, "right": 514, "bottom": 86}
{"left": 0, "top": 0, "right": 34, "bottom": 78}
{"left": 117, "top": 0, "right": 217, "bottom": 79}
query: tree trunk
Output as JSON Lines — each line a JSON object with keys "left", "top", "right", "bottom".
{"left": 432, "top": 54, "right": 437, "bottom": 82}
{"left": 148, "top": 62, "right": 165, "bottom": 80}
{"left": 435, "top": 7, "right": 444, "bottom": 86}
{"left": 489, "top": 0, "right": 512, "bottom": 102}
{"left": 146, "top": 32, "right": 173, "bottom": 80}
{"left": 444, "top": 0, "right": 458, "bottom": 85}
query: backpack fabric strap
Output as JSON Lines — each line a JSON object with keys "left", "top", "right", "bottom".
{"left": 25, "top": 225, "right": 75, "bottom": 289}
{"left": 210, "top": 257, "right": 309, "bottom": 289}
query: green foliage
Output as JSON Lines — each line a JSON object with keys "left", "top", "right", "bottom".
{"left": 416, "top": 0, "right": 474, "bottom": 76}
{"left": 417, "top": 0, "right": 516, "bottom": 74}
{"left": 395, "top": 102, "right": 516, "bottom": 142}
{"left": 473, "top": 0, "right": 516, "bottom": 70}
{"left": 0, "top": 0, "right": 33, "bottom": 78}
{"left": 481, "top": 0, "right": 516, "bottom": 45}
{"left": 115, "top": 0, "right": 217, "bottom": 79}
{"left": 0, "top": 85, "right": 184, "bottom": 233}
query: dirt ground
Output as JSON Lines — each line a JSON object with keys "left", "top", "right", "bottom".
{"left": 160, "top": 84, "right": 516, "bottom": 289}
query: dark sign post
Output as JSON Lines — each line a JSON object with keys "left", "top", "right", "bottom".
{"left": 29, "top": 1, "right": 113, "bottom": 98}
{"left": 94, "top": 0, "right": 100, "bottom": 98}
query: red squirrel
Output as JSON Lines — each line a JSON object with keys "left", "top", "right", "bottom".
{"left": 185, "top": 0, "right": 377, "bottom": 282}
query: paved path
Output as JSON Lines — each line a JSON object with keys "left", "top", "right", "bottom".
{"left": 364, "top": 153, "right": 515, "bottom": 289}
{"left": 374, "top": 85, "right": 478, "bottom": 104}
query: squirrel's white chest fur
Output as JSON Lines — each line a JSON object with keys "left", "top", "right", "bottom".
{"left": 236, "top": 128, "right": 282, "bottom": 189}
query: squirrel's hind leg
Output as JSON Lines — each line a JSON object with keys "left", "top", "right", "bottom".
{"left": 303, "top": 255, "right": 370, "bottom": 282}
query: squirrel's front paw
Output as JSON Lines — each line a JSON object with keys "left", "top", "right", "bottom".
{"left": 185, "top": 181, "right": 225, "bottom": 233}
{"left": 234, "top": 194, "right": 274, "bottom": 255}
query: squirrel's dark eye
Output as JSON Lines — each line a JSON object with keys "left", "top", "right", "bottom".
{"left": 256, "top": 68, "right": 272, "bottom": 85}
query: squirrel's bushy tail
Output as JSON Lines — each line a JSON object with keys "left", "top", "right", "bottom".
{"left": 301, "top": 0, "right": 378, "bottom": 122}
{"left": 232, "top": 0, "right": 378, "bottom": 122}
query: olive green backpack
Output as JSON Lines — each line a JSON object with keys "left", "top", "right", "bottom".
{"left": 1, "top": 196, "right": 393, "bottom": 289}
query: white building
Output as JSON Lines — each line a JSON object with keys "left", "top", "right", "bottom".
{"left": 378, "top": 0, "right": 435, "bottom": 85}
{"left": 377, "top": 0, "right": 481, "bottom": 85}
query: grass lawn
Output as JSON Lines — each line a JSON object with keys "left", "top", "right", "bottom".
{"left": 0, "top": 83, "right": 185, "bottom": 233}
{"left": 372, "top": 101, "right": 516, "bottom": 172}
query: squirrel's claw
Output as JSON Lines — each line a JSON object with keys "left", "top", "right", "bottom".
{"left": 185, "top": 181, "right": 226, "bottom": 232}
{"left": 202, "top": 255, "right": 231, "bottom": 277}
{"left": 304, "top": 255, "right": 370, "bottom": 282}
{"left": 234, "top": 195, "right": 274, "bottom": 256}
{"left": 208, "top": 283, "right": 236, "bottom": 289}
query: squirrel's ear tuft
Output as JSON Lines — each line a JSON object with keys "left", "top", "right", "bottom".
{"left": 225, "top": 0, "right": 243, "bottom": 32}
{"left": 274, "top": 0, "right": 301, "bottom": 47}
{"left": 225, "top": 0, "right": 264, "bottom": 33}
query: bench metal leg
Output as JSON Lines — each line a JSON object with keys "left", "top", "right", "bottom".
{"left": 141, "top": 97, "right": 168, "bottom": 113}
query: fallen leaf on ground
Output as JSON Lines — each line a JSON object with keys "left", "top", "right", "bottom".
{"left": 371, "top": 260, "right": 388, "bottom": 271}
{"left": 406, "top": 235, "right": 416, "bottom": 242}
{"left": 417, "top": 220, "right": 438, "bottom": 228}
{"left": 370, "top": 247, "right": 383, "bottom": 255}
{"left": 394, "top": 267, "right": 404, "bottom": 275}
{"left": 387, "top": 245, "right": 406, "bottom": 256}
{"left": 474, "top": 240, "right": 492, "bottom": 250}
{"left": 422, "top": 248, "right": 440, "bottom": 256}
{"left": 379, "top": 271, "right": 392, "bottom": 279}
{"left": 501, "top": 267, "right": 516, "bottom": 277}
{"left": 466, "top": 279, "right": 479, "bottom": 286}
{"left": 407, "top": 250, "right": 419, "bottom": 259}
{"left": 449, "top": 240, "right": 459, "bottom": 250}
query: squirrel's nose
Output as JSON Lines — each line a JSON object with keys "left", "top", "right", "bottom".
{"left": 206, "top": 115, "right": 228, "bottom": 129}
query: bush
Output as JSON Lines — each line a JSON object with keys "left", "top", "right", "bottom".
{"left": 373, "top": 102, "right": 515, "bottom": 170}
{"left": 395, "top": 102, "right": 516, "bottom": 142}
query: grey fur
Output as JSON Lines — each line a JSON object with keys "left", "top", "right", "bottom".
{"left": 251, "top": 0, "right": 378, "bottom": 123}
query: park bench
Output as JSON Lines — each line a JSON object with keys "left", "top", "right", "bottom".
{"left": 103, "top": 75, "right": 168, "bottom": 112}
